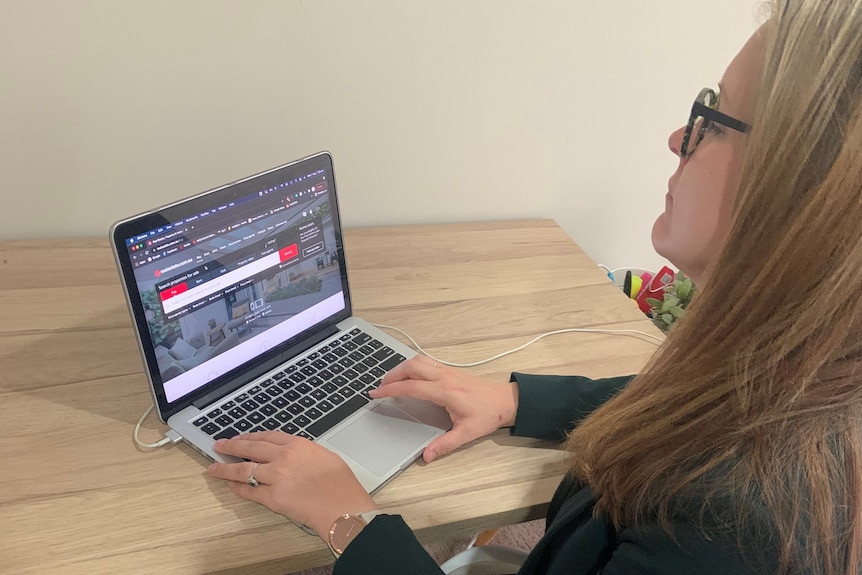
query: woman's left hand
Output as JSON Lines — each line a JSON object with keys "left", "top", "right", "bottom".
{"left": 207, "top": 431, "right": 377, "bottom": 538}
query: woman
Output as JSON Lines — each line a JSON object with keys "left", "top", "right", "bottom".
{"left": 208, "top": 1, "right": 862, "bottom": 573}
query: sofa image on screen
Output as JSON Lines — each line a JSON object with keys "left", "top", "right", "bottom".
{"left": 154, "top": 328, "right": 240, "bottom": 380}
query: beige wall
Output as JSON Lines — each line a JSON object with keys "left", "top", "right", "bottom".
{"left": 0, "top": 0, "right": 759, "bottom": 273}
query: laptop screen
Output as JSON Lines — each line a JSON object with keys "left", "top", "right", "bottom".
{"left": 111, "top": 152, "right": 352, "bottom": 416}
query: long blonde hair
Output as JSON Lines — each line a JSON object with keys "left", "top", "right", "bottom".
{"left": 567, "top": 1, "right": 862, "bottom": 573}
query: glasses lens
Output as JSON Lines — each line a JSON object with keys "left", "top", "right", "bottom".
{"left": 686, "top": 115, "right": 705, "bottom": 156}
{"left": 683, "top": 90, "right": 719, "bottom": 157}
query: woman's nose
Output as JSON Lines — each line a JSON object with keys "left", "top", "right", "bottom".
{"left": 668, "top": 125, "right": 686, "bottom": 157}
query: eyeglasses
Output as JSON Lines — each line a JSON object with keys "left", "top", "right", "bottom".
{"left": 680, "top": 87, "right": 750, "bottom": 158}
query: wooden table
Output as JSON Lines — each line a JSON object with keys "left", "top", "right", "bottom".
{"left": 0, "top": 219, "right": 663, "bottom": 574}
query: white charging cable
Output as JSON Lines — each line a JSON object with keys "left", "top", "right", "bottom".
{"left": 373, "top": 323, "right": 664, "bottom": 368}
{"left": 134, "top": 404, "right": 181, "bottom": 448}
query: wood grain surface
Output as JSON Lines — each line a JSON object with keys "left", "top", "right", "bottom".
{"left": 0, "top": 219, "right": 662, "bottom": 574}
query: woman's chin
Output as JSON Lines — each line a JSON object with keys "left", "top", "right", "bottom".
{"left": 651, "top": 215, "right": 669, "bottom": 255}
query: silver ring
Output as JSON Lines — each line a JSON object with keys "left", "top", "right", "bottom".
{"left": 247, "top": 462, "right": 261, "bottom": 488}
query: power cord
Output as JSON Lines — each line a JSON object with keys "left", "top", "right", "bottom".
{"left": 373, "top": 323, "right": 664, "bottom": 368}
{"left": 134, "top": 404, "right": 182, "bottom": 449}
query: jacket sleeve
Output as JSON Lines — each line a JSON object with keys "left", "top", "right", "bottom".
{"left": 509, "top": 373, "right": 633, "bottom": 441}
{"left": 596, "top": 523, "right": 759, "bottom": 575}
{"left": 332, "top": 514, "right": 443, "bottom": 575}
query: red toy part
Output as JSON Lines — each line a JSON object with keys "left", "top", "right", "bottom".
{"left": 636, "top": 266, "right": 675, "bottom": 314}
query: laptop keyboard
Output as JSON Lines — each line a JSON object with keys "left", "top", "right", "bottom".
{"left": 190, "top": 327, "right": 407, "bottom": 441}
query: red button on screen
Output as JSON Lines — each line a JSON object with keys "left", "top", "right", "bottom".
{"left": 279, "top": 244, "right": 298, "bottom": 261}
{"left": 159, "top": 282, "right": 188, "bottom": 301}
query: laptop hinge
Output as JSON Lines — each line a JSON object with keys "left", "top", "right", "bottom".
{"left": 192, "top": 325, "right": 340, "bottom": 410}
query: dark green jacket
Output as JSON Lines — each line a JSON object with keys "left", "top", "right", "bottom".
{"left": 333, "top": 374, "right": 759, "bottom": 574}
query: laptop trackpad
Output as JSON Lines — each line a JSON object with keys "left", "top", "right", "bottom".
{"left": 327, "top": 402, "right": 436, "bottom": 476}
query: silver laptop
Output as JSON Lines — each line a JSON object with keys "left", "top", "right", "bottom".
{"left": 110, "top": 151, "right": 451, "bottom": 493}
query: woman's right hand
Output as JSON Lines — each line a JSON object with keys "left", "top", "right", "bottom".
{"left": 369, "top": 355, "right": 519, "bottom": 462}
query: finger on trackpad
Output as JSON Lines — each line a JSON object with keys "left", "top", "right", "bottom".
{"left": 327, "top": 403, "right": 436, "bottom": 476}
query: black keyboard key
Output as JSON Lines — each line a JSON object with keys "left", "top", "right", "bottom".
{"left": 333, "top": 346, "right": 348, "bottom": 357}
{"left": 311, "top": 389, "right": 327, "bottom": 401}
{"left": 294, "top": 415, "right": 312, "bottom": 427}
{"left": 256, "top": 391, "right": 273, "bottom": 404}
{"left": 262, "top": 418, "right": 280, "bottom": 430}
{"left": 350, "top": 380, "right": 366, "bottom": 391}
{"left": 320, "top": 345, "right": 331, "bottom": 353}
{"left": 286, "top": 365, "right": 298, "bottom": 373}
{"left": 248, "top": 412, "right": 265, "bottom": 424}
{"left": 371, "top": 366, "right": 386, "bottom": 378}
{"left": 309, "top": 351, "right": 321, "bottom": 360}
{"left": 286, "top": 390, "right": 301, "bottom": 401}
{"left": 287, "top": 404, "right": 304, "bottom": 415}
{"left": 343, "top": 341, "right": 358, "bottom": 351}
{"left": 323, "top": 382, "right": 338, "bottom": 393}
{"left": 319, "top": 400, "right": 334, "bottom": 412}
{"left": 215, "top": 415, "right": 233, "bottom": 427}
{"left": 340, "top": 387, "right": 356, "bottom": 398}
{"left": 330, "top": 363, "right": 345, "bottom": 374}
{"left": 206, "top": 409, "right": 222, "bottom": 418}
{"left": 193, "top": 416, "right": 208, "bottom": 427}
{"left": 299, "top": 396, "right": 315, "bottom": 408}
{"left": 349, "top": 327, "right": 361, "bottom": 335}
{"left": 306, "top": 407, "right": 323, "bottom": 420}
{"left": 306, "top": 395, "right": 368, "bottom": 438}
{"left": 298, "top": 431, "right": 313, "bottom": 440}
{"left": 359, "top": 373, "right": 375, "bottom": 385}
{"left": 201, "top": 422, "right": 220, "bottom": 435}
{"left": 275, "top": 411, "right": 292, "bottom": 423}
{"left": 272, "top": 372, "right": 286, "bottom": 380}
{"left": 368, "top": 339, "right": 384, "bottom": 349}
{"left": 214, "top": 427, "right": 239, "bottom": 440}
{"left": 358, "top": 344, "right": 374, "bottom": 355}
{"left": 348, "top": 351, "right": 364, "bottom": 362}
{"left": 372, "top": 347, "right": 395, "bottom": 361}
{"left": 355, "top": 333, "right": 372, "bottom": 344}
{"left": 379, "top": 354, "right": 407, "bottom": 371}
{"left": 353, "top": 362, "right": 369, "bottom": 374}
{"left": 308, "top": 376, "right": 324, "bottom": 387}
{"left": 297, "top": 358, "right": 310, "bottom": 367}
{"left": 322, "top": 352, "right": 338, "bottom": 363}
{"left": 228, "top": 407, "right": 247, "bottom": 419}
{"left": 296, "top": 383, "right": 312, "bottom": 394}
{"left": 332, "top": 375, "right": 349, "bottom": 388}
{"left": 312, "top": 359, "right": 328, "bottom": 370}
{"left": 339, "top": 333, "right": 351, "bottom": 341}
{"left": 281, "top": 422, "right": 300, "bottom": 434}
{"left": 362, "top": 357, "right": 377, "bottom": 368}
{"left": 249, "top": 386, "right": 262, "bottom": 395}
{"left": 235, "top": 420, "right": 252, "bottom": 432}
{"left": 338, "top": 357, "right": 355, "bottom": 369}
{"left": 343, "top": 368, "right": 359, "bottom": 380}
{"left": 236, "top": 393, "right": 249, "bottom": 402}
{"left": 241, "top": 400, "right": 260, "bottom": 411}
{"left": 278, "top": 379, "right": 296, "bottom": 391}
{"left": 330, "top": 393, "right": 345, "bottom": 405}
{"left": 301, "top": 366, "right": 316, "bottom": 377}
{"left": 318, "top": 369, "right": 334, "bottom": 381}
{"left": 220, "top": 400, "right": 236, "bottom": 410}
{"left": 261, "top": 404, "right": 277, "bottom": 416}
{"left": 273, "top": 397, "right": 288, "bottom": 408}
{"left": 289, "top": 372, "right": 304, "bottom": 384}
